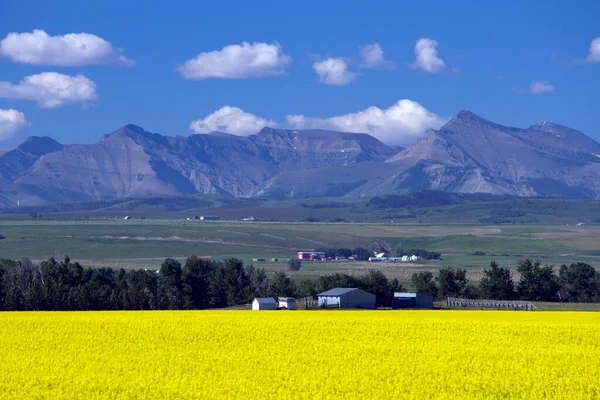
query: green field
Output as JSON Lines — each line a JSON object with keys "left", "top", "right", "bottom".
{"left": 1, "top": 218, "right": 599, "bottom": 281}
{"left": 3, "top": 193, "right": 600, "bottom": 225}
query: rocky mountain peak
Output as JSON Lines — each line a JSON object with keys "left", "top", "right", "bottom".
{"left": 444, "top": 110, "right": 493, "bottom": 128}
{"left": 100, "top": 124, "right": 172, "bottom": 146}
{"left": 17, "top": 136, "right": 63, "bottom": 157}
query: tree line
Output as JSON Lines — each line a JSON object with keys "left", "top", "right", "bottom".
{"left": 1, "top": 257, "right": 597, "bottom": 311}
{"left": 316, "top": 247, "right": 441, "bottom": 260}
{"left": 0, "top": 256, "right": 404, "bottom": 311}
{"left": 411, "top": 259, "right": 600, "bottom": 302}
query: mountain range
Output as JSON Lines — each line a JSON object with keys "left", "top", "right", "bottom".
{"left": 1, "top": 110, "right": 600, "bottom": 207}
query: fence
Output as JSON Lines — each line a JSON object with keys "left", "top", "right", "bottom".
{"left": 446, "top": 297, "right": 535, "bottom": 311}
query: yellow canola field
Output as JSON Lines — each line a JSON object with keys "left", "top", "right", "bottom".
{"left": 1, "top": 311, "right": 599, "bottom": 399}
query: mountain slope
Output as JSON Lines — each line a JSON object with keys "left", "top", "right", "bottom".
{"left": 1, "top": 112, "right": 600, "bottom": 207}
{"left": 1, "top": 125, "right": 396, "bottom": 206}
{"left": 0, "top": 136, "right": 63, "bottom": 181}
{"left": 373, "top": 111, "right": 600, "bottom": 198}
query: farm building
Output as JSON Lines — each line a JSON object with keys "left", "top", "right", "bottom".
{"left": 252, "top": 298, "right": 277, "bottom": 310}
{"left": 200, "top": 215, "right": 220, "bottom": 221}
{"left": 298, "top": 251, "right": 326, "bottom": 260}
{"left": 317, "top": 288, "right": 376, "bottom": 309}
{"left": 368, "top": 255, "right": 419, "bottom": 262}
{"left": 278, "top": 297, "right": 296, "bottom": 309}
{"left": 392, "top": 292, "right": 434, "bottom": 309}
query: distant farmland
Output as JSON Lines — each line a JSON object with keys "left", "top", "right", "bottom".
{"left": 0, "top": 218, "right": 598, "bottom": 281}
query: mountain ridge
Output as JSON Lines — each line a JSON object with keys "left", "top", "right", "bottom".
{"left": 1, "top": 111, "right": 599, "bottom": 206}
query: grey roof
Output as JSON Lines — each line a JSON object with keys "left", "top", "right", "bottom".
{"left": 253, "top": 297, "right": 276, "bottom": 303}
{"left": 394, "top": 292, "right": 432, "bottom": 298}
{"left": 278, "top": 297, "right": 296, "bottom": 301}
{"left": 317, "top": 288, "right": 360, "bottom": 297}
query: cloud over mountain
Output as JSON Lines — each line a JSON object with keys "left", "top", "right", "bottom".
{"left": 0, "top": 30, "right": 134, "bottom": 66}
{"left": 178, "top": 42, "right": 292, "bottom": 79}
{"left": 0, "top": 109, "right": 30, "bottom": 140}
{"left": 190, "top": 106, "right": 276, "bottom": 135}
{"left": 286, "top": 99, "right": 446, "bottom": 144}
{"left": 0, "top": 72, "right": 97, "bottom": 108}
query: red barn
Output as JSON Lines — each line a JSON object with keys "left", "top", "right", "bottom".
{"left": 297, "top": 251, "right": 326, "bottom": 260}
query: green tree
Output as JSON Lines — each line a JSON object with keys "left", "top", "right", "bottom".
{"left": 361, "top": 270, "right": 393, "bottom": 298}
{"left": 159, "top": 258, "right": 183, "bottom": 309}
{"left": 411, "top": 271, "right": 438, "bottom": 298}
{"left": 516, "top": 259, "right": 559, "bottom": 302}
{"left": 211, "top": 258, "right": 253, "bottom": 307}
{"left": 297, "top": 279, "right": 318, "bottom": 298}
{"left": 352, "top": 247, "right": 372, "bottom": 261}
{"left": 479, "top": 262, "right": 515, "bottom": 300}
{"left": 182, "top": 256, "right": 215, "bottom": 309}
{"left": 558, "top": 263, "right": 599, "bottom": 302}
{"left": 245, "top": 265, "right": 269, "bottom": 299}
{"left": 268, "top": 272, "right": 296, "bottom": 298}
{"left": 316, "top": 273, "right": 359, "bottom": 293}
{"left": 287, "top": 258, "right": 302, "bottom": 271}
{"left": 436, "top": 267, "right": 468, "bottom": 299}
{"left": 389, "top": 278, "right": 406, "bottom": 294}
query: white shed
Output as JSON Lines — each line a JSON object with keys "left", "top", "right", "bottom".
{"left": 278, "top": 297, "right": 296, "bottom": 310}
{"left": 252, "top": 297, "right": 276, "bottom": 310}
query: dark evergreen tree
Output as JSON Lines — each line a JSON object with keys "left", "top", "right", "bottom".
{"left": 245, "top": 265, "right": 269, "bottom": 299}
{"left": 182, "top": 256, "right": 215, "bottom": 309}
{"left": 352, "top": 248, "right": 372, "bottom": 261}
{"left": 479, "top": 262, "right": 515, "bottom": 300}
{"left": 296, "top": 279, "right": 318, "bottom": 298}
{"left": 287, "top": 258, "right": 302, "bottom": 271}
{"left": 361, "top": 270, "right": 393, "bottom": 298}
{"left": 411, "top": 271, "right": 438, "bottom": 298}
{"left": 316, "top": 273, "right": 360, "bottom": 293}
{"left": 436, "top": 267, "right": 468, "bottom": 299}
{"left": 558, "top": 263, "right": 599, "bottom": 302}
{"left": 159, "top": 258, "right": 183, "bottom": 309}
{"left": 516, "top": 259, "right": 559, "bottom": 302}
{"left": 268, "top": 272, "right": 296, "bottom": 298}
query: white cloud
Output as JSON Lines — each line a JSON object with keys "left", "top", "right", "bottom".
{"left": 313, "top": 58, "right": 357, "bottom": 85}
{"left": 529, "top": 80, "right": 555, "bottom": 94}
{"left": 0, "top": 29, "right": 134, "bottom": 66}
{"left": 190, "top": 106, "right": 275, "bottom": 135}
{"left": 0, "top": 72, "right": 97, "bottom": 108}
{"left": 359, "top": 43, "right": 394, "bottom": 68}
{"left": 0, "top": 109, "right": 30, "bottom": 140}
{"left": 286, "top": 99, "right": 446, "bottom": 144}
{"left": 177, "top": 42, "right": 291, "bottom": 79}
{"left": 586, "top": 37, "right": 600, "bottom": 63}
{"left": 412, "top": 38, "right": 451, "bottom": 73}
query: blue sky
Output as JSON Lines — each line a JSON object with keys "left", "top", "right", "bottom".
{"left": 0, "top": 0, "right": 598, "bottom": 146}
